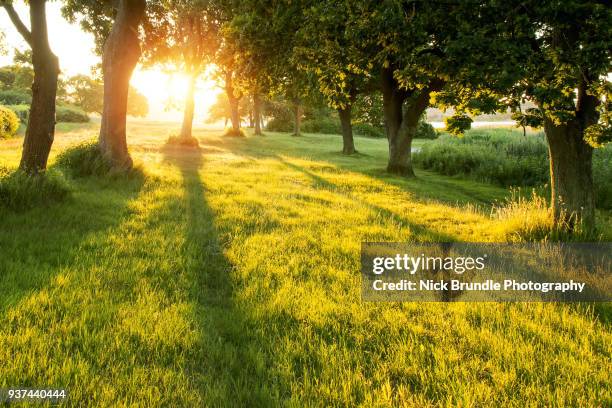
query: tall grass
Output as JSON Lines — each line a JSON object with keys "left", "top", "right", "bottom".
{"left": 413, "top": 129, "right": 612, "bottom": 209}
{"left": 0, "top": 167, "right": 70, "bottom": 211}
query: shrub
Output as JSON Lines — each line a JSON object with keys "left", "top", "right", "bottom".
{"left": 56, "top": 105, "right": 90, "bottom": 123}
{"left": 0, "top": 167, "right": 70, "bottom": 211}
{"left": 415, "top": 120, "right": 437, "bottom": 139}
{"left": 223, "top": 128, "right": 246, "bottom": 137}
{"left": 0, "top": 89, "right": 31, "bottom": 105}
{"left": 301, "top": 117, "right": 341, "bottom": 134}
{"left": 266, "top": 116, "right": 293, "bottom": 132}
{"left": 7, "top": 104, "right": 29, "bottom": 124}
{"left": 353, "top": 123, "right": 385, "bottom": 138}
{"left": 56, "top": 141, "right": 114, "bottom": 177}
{"left": 0, "top": 106, "right": 20, "bottom": 138}
{"left": 166, "top": 135, "right": 200, "bottom": 148}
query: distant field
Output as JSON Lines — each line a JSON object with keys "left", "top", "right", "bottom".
{"left": 0, "top": 122, "right": 610, "bottom": 406}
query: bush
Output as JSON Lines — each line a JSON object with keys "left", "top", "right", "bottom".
{"left": 7, "top": 104, "right": 29, "bottom": 124}
{"left": 266, "top": 116, "right": 294, "bottom": 132}
{"left": 0, "top": 89, "right": 31, "bottom": 105}
{"left": 223, "top": 128, "right": 246, "bottom": 137}
{"left": 301, "top": 117, "right": 341, "bottom": 134}
{"left": 0, "top": 105, "right": 20, "bottom": 138}
{"left": 353, "top": 123, "right": 385, "bottom": 138}
{"left": 166, "top": 135, "right": 200, "bottom": 148}
{"left": 56, "top": 141, "right": 114, "bottom": 177}
{"left": 56, "top": 105, "right": 90, "bottom": 123}
{"left": 415, "top": 120, "right": 437, "bottom": 139}
{"left": 0, "top": 167, "right": 70, "bottom": 211}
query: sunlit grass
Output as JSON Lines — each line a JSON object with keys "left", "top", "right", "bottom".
{"left": 0, "top": 123, "right": 610, "bottom": 406}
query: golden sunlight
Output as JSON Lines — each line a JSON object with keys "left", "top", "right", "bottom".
{"left": 130, "top": 68, "right": 222, "bottom": 123}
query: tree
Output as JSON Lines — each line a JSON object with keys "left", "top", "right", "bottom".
{"left": 63, "top": 0, "right": 147, "bottom": 169}
{"left": 146, "top": 0, "right": 218, "bottom": 141}
{"left": 2, "top": 0, "right": 59, "bottom": 173}
{"left": 295, "top": 0, "right": 376, "bottom": 153}
{"left": 345, "top": 1, "right": 476, "bottom": 176}
{"left": 437, "top": 1, "right": 611, "bottom": 232}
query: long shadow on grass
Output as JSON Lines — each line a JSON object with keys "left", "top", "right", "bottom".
{"left": 161, "top": 145, "right": 283, "bottom": 406}
{"left": 275, "top": 156, "right": 457, "bottom": 242}
{"left": 210, "top": 134, "right": 506, "bottom": 208}
{"left": 0, "top": 173, "right": 145, "bottom": 314}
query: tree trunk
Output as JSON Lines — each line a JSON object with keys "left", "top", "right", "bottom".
{"left": 544, "top": 118, "right": 595, "bottom": 232}
{"left": 228, "top": 94, "right": 240, "bottom": 135}
{"left": 19, "top": 0, "right": 59, "bottom": 173}
{"left": 179, "top": 73, "right": 197, "bottom": 139}
{"left": 381, "top": 68, "right": 413, "bottom": 176}
{"left": 338, "top": 106, "right": 355, "bottom": 154}
{"left": 253, "top": 92, "right": 263, "bottom": 136}
{"left": 98, "top": 0, "right": 146, "bottom": 169}
{"left": 381, "top": 68, "right": 439, "bottom": 177}
{"left": 293, "top": 102, "right": 302, "bottom": 136}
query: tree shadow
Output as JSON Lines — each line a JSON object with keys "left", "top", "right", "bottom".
{"left": 161, "top": 145, "right": 283, "bottom": 406}
{"left": 274, "top": 155, "right": 457, "bottom": 242}
{"left": 0, "top": 173, "right": 146, "bottom": 314}
{"left": 204, "top": 133, "right": 507, "bottom": 209}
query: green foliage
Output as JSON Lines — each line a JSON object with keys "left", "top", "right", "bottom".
{"left": 0, "top": 167, "right": 70, "bottom": 211}
{"left": 0, "top": 105, "right": 20, "bottom": 138}
{"left": 444, "top": 114, "right": 473, "bottom": 136}
{"left": 353, "top": 123, "right": 385, "bottom": 138}
{"left": 416, "top": 120, "right": 437, "bottom": 139}
{"left": 265, "top": 116, "right": 293, "bottom": 133}
{"left": 56, "top": 141, "right": 113, "bottom": 177}
{"left": 301, "top": 117, "right": 341, "bottom": 135}
{"left": 6, "top": 104, "right": 29, "bottom": 123}
{"left": 0, "top": 89, "right": 31, "bottom": 105}
{"left": 56, "top": 105, "right": 90, "bottom": 123}
{"left": 65, "top": 74, "right": 104, "bottom": 113}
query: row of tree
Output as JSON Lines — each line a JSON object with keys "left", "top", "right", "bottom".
{"left": 1, "top": 0, "right": 610, "bottom": 232}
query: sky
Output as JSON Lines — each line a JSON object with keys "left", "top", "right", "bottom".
{"left": 0, "top": 1, "right": 221, "bottom": 122}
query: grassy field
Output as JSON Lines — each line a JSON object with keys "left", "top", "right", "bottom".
{"left": 0, "top": 122, "right": 610, "bottom": 406}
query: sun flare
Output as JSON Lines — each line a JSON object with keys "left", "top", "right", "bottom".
{"left": 130, "top": 67, "right": 222, "bottom": 123}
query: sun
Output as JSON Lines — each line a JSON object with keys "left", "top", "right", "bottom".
{"left": 130, "top": 65, "right": 222, "bottom": 123}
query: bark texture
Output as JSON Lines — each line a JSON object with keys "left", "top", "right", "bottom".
{"left": 98, "top": 0, "right": 146, "bottom": 169}
{"left": 381, "top": 68, "right": 441, "bottom": 177}
{"left": 179, "top": 73, "right": 197, "bottom": 139}
{"left": 14, "top": 0, "right": 59, "bottom": 173}
{"left": 542, "top": 84, "right": 599, "bottom": 232}
{"left": 544, "top": 119, "right": 595, "bottom": 230}
{"left": 338, "top": 106, "right": 355, "bottom": 155}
